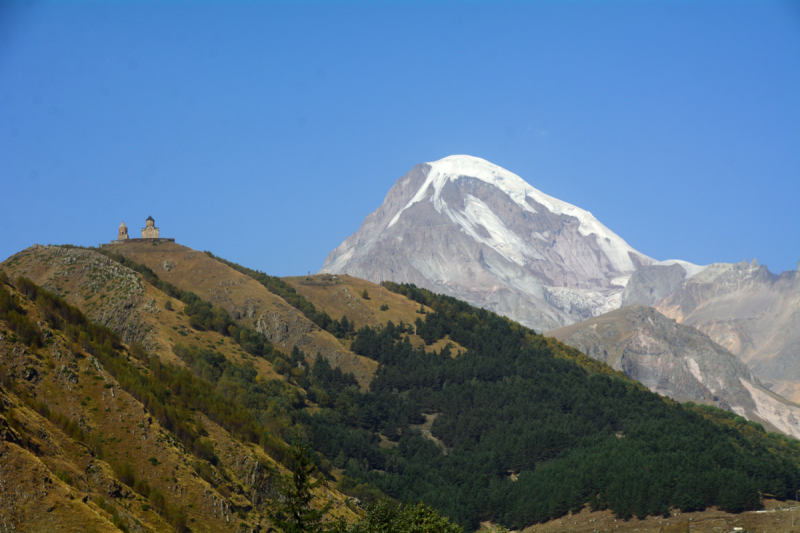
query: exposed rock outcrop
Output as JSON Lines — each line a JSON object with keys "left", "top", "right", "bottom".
{"left": 1, "top": 245, "right": 150, "bottom": 346}
{"left": 655, "top": 260, "right": 800, "bottom": 401}
{"left": 547, "top": 305, "right": 800, "bottom": 437}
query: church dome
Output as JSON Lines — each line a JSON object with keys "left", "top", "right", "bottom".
{"left": 119, "top": 221, "right": 127, "bottom": 228}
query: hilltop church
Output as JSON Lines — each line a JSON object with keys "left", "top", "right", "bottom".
{"left": 104, "top": 216, "right": 174, "bottom": 246}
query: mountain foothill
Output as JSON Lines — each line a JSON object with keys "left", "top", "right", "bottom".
{"left": 1, "top": 155, "right": 799, "bottom": 533}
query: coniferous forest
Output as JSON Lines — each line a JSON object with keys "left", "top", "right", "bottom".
{"left": 80, "top": 253, "right": 800, "bottom": 529}
{"left": 303, "top": 283, "right": 800, "bottom": 530}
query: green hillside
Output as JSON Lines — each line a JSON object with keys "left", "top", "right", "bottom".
{"left": 304, "top": 283, "right": 800, "bottom": 529}
{"left": 4, "top": 246, "right": 800, "bottom": 533}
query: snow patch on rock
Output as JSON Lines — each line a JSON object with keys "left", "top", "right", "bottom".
{"left": 545, "top": 286, "right": 622, "bottom": 319}
{"left": 610, "top": 275, "right": 631, "bottom": 287}
{"left": 685, "top": 357, "right": 705, "bottom": 385}
{"left": 442, "top": 194, "right": 545, "bottom": 267}
{"left": 656, "top": 259, "right": 708, "bottom": 279}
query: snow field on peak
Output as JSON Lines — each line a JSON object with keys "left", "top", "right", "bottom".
{"left": 610, "top": 275, "right": 632, "bottom": 287}
{"left": 387, "top": 155, "right": 650, "bottom": 272}
{"left": 656, "top": 259, "right": 708, "bottom": 279}
{"left": 450, "top": 194, "right": 545, "bottom": 267}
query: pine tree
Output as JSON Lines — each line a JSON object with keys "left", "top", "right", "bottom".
{"left": 267, "top": 445, "right": 333, "bottom": 533}
{"left": 339, "top": 500, "right": 463, "bottom": 533}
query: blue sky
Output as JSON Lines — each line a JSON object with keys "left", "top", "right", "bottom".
{"left": 1, "top": 1, "right": 798, "bottom": 276}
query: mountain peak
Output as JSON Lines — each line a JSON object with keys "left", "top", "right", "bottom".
{"left": 388, "top": 155, "right": 535, "bottom": 229}
{"left": 322, "top": 157, "right": 666, "bottom": 331}
{"left": 387, "top": 155, "right": 648, "bottom": 273}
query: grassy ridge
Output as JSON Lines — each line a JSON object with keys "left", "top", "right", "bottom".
{"left": 0, "top": 275, "right": 294, "bottom": 464}
{"left": 95, "top": 247, "right": 280, "bottom": 358}
{"left": 204, "top": 252, "right": 355, "bottom": 338}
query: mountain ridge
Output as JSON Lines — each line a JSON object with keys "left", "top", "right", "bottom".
{"left": 321, "top": 155, "right": 701, "bottom": 333}
{"left": 655, "top": 259, "right": 800, "bottom": 400}
{"left": 320, "top": 155, "right": 799, "bottom": 436}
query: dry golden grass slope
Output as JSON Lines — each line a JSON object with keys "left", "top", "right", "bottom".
{"left": 514, "top": 498, "right": 800, "bottom": 533}
{"left": 284, "top": 274, "right": 466, "bottom": 356}
{"left": 0, "top": 277, "right": 356, "bottom": 533}
{"left": 1, "top": 244, "right": 283, "bottom": 383}
{"left": 0, "top": 383, "right": 126, "bottom": 533}
{"left": 108, "top": 241, "right": 377, "bottom": 386}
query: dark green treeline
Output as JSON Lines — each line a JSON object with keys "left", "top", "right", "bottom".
{"left": 305, "top": 283, "right": 800, "bottom": 530}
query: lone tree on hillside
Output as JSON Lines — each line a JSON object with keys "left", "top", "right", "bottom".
{"left": 268, "top": 445, "right": 464, "bottom": 533}
{"left": 336, "top": 500, "right": 463, "bottom": 533}
{"left": 361, "top": 289, "right": 370, "bottom": 300}
{"left": 267, "top": 444, "right": 332, "bottom": 533}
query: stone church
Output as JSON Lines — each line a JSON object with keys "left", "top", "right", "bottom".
{"left": 103, "top": 216, "right": 173, "bottom": 246}
{"left": 142, "top": 216, "right": 159, "bottom": 238}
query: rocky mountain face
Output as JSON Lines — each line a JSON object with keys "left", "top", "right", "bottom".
{"left": 321, "top": 155, "right": 668, "bottom": 333}
{"left": 653, "top": 260, "right": 800, "bottom": 402}
{"left": 622, "top": 263, "right": 690, "bottom": 306}
{"left": 547, "top": 305, "right": 800, "bottom": 438}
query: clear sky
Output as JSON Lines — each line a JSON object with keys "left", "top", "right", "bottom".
{"left": 1, "top": 1, "right": 798, "bottom": 276}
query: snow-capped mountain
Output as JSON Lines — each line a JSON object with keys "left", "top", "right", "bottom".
{"left": 322, "top": 155, "right": 700, "bottom": 332}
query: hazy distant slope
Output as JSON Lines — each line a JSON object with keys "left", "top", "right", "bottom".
{"left": 547, "top": 305, "right": 800, "bottom": 437}
{"left": 621, "top": 263, "right": 690, "bottom": 306}
{"left": 655, "top": 260, "right": 800, "bottom": 401}
{"left": 321, "top": 155, "right": 669, "bottom": 332}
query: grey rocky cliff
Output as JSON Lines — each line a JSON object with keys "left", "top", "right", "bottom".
{"left": 621, "top": 263, "right": 687, "bottom": 306}
{"left": 547, "top": 305, "right": 800, "bottom": 437}
{"left": 655, "top": 260, "right": 800, "bottom": 401}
